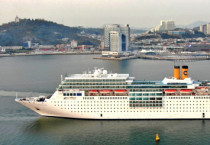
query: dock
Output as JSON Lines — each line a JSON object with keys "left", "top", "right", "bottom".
{"left": 138, "top": 55, "right": 210, "bottom": 61}
{"left": 93, "top": 55, "right": 138, "bottom": 60}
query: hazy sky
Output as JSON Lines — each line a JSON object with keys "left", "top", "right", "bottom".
{"left": 0, "top": 0, "right": 209, "bottom": 28}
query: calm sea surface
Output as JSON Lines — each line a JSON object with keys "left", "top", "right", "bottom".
{"left": 0, "top": 55, "right": 210, "bottom": 145}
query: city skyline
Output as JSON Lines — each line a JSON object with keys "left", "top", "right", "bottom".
{"left": 0, "top": 0, "right": 210, "bottom": 28}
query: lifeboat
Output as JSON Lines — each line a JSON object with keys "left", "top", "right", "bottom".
{"left": 180, "top": 89, "right": 193, "bottom": 93}
{"left": 89, "top": 90, "right": 98, "bottom": 93}
{"left": 100, "top": 90, "right": 113, "bottom": 93}
{"left": 196, "top": 87, "right": 208, "bottom": 90}
{"left": 165, "top": 89, "right": 177, "bottom": 93}
{"left": 114, "top": 89, "right": 127, "bottom": 93}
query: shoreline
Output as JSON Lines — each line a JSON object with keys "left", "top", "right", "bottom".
{"left": 0, "top": 51, "right": 102, "bottom": 57}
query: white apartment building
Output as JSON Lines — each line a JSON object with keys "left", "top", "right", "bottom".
{"left": 154, "top": 20, "right": 176, "bottom": 32}
{"left": 70, "top": 40, "right": 78, "bottom": 48}
{"left": 200, "top": 23, "right": 210, "bottom": 35}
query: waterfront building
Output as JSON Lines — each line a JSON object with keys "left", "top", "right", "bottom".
{"left": 0, "top": 46, "right": 22, "bottom": 50}
{"left": 208, "top": 24, "right": 210, "bottom": 35}
{"left": 23, "top": 41, "right": 31, "bottom": 48}
{"left": 104, "top": 24, "right": 130, "bottom": 52}
{"left": 168, "top": 31, "right": 185, "bottom": 36}
{"left": 154, "top": 20, "right": 176, "bottom": 32}
{"left": 100, "top": 41, "right": 105, "bottom": 50}
{"left": 187, "top": 44, "right": 210, "bottom": 52}
{"left": 70, "top": 40, "right": 78, "bottom": 49}
{"left": 110, "top": 31, "right": 122, "bottom": 52}
{"left": 39, "top": 45, "right": 55, "bottom": 49}
{"left": 200, "top": 23, "right": 210, "bottom": 35}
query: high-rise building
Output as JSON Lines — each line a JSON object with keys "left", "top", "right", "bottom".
{"left": 154, "top": 20, "right": 176, "bottom": 32}
{"left": 200, "top": 23, "right": 210, "bottom": 35}
{"left": 104, "top": 24, "right": 130, "bottom": 52}
{"left": 110, "top": 31, "right": 122, "bottom": 52}
{"left": 208, "top": 24, "right": 210, "bottom": 35}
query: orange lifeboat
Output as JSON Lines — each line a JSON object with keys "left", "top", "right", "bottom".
{"left": 165, "top": 89, "right": 177, "bottom": 93}
{"left": 89, "top": 90, "right": 98, "bottom": 93}
{"left": 100, "top": 90, "right": 113, "bottom": 93}
{"left": 114, "top": 89, "right": 127, "bottom": 93}
{"left": 180, "top": 89, "right": 193, "bottom": 93}
{"left": 196, "top": 87, "right": 208, "bottom": 90}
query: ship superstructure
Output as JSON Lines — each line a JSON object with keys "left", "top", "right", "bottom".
{"left": 16, "top": 66, "right": 210, "bottom": 119}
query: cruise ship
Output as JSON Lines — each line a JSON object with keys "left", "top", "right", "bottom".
{"left": 15, "top": 66, "right": 210, "bottom": 119}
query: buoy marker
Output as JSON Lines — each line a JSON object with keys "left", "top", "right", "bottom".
{"left": 156, "top": 133, "right": 160, "bottom": 141}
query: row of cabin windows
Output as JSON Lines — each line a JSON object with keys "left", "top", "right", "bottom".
{"left": 100, "top": 97, "right": 128, "bottom": 100}
{"left": 130, "top": 97, "right": 162, "bottom": 101}
{"left": 83, "top": 97, "right": 94, "bottom": 100}
{"left": 130, "top": 89, "right": 163, "bottom": 92}
{"left": 130, "top": 104, "right": 162, "bottom": 107}
{"left": 166, "top": 104, "right": 207, "bottom": 106}
{"left": 61, "top": 86, "right": 126, "bottom": 89}
{"left": 168, "top": 97, "right": 190, "bottom": 99}
{"left": 130, "top": 101, "right": 162, "bottom": 103}
{"left": 55, "top": 104, "right": 128, "bottom": 107}
{"left": 63, "top": 93, "right": 82, "bottom": 96}
{"left": 53, "top": 101, "right": 129, "bottom": 103}
{"left": 57, "top": 105, "right": 209, "bottom": 110}
{"left": 62, "top": 82, "right": 126, "bottom": 85}
{"left": 52, "top": 100, "right": 208, "bottom": 105}
{"left": 57, "top": 107, "right": 210, "bottom": 113}
{"left": 194, "top": 97, "right": 210, "bottom": 99}
{"left": 129, "top": 93, "right": 162, "bottom": 97}
{"left": 52, "top": 102, "right": 210, "bottom": 111}
{"left": 64, "top": 79, "right": 125, "bottom": 82}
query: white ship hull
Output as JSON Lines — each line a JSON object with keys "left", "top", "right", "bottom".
{"left": 17, "top": 94, "right": 210, "bottom": 119}
{"left": 15, "top": 67, "right": 210, "bottom": 119}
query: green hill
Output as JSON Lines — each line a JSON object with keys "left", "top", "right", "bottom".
{"left": 0, "top": 19, "right": 103, "bottom": 46}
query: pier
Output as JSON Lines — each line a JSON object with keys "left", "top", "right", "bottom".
{"left": 93, "top": 55, "right": 138, "bottom": 60}
{"left": 138, "top": 55, "right": 210, "bottom": 61}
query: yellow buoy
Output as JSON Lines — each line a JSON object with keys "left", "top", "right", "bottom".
{"left": 156, "top": 133, "right": 160, "bottom": 141}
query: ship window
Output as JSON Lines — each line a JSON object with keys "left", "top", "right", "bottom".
{"left": 143, "top": 93, "right": 149, "bottom": 96}
{"left": 150, "top": 93, "right": 155, "bottom": 96}
{"left": 77, "top": 93, "right": 82, "bottom": 96}
{"left": 136, "top": 93, "right": 142, "bottom": 96}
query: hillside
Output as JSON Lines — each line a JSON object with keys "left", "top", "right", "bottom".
{"left": 186, "top": 21, "right": 208, "bottom": 29}
{"left": 0, "top": 19, "right": 103, "bottom": 46}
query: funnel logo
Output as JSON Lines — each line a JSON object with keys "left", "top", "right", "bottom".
{"left": 183, "top": 71, "right": 188, "bottom": 75}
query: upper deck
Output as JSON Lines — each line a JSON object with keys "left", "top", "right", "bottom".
{"left": 58, "top": 68, "right": 210, "bottom": 91}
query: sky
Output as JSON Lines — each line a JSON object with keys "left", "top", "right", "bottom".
{"left": 0, "top": 0, "right": 209, "bottom": 28}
